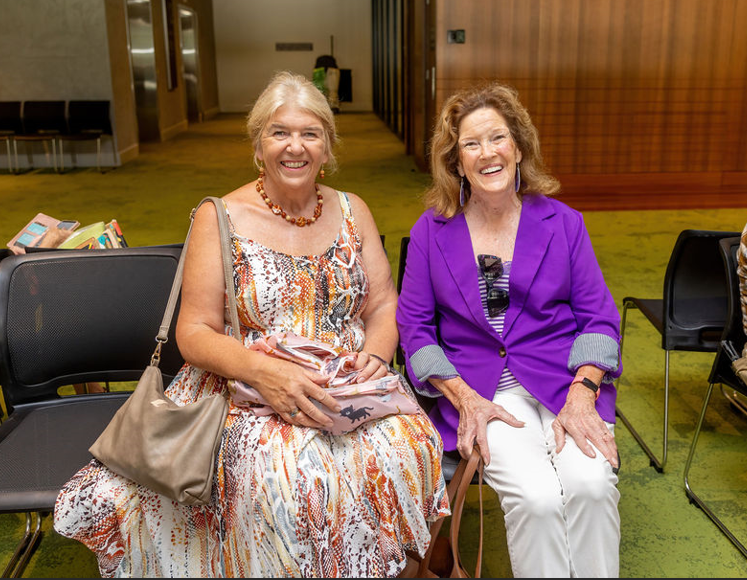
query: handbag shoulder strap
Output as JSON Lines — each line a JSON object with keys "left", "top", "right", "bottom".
{"left": 417, "top": 446, "right": 484, "bottom": 578}
{"left": 448, "top": 448, "right": 483, "bottom": 577}
{"left": 154, "top": 196, "right": 240, "bottom": 359}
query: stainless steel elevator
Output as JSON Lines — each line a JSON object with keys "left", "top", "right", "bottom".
{"left": 178, "top": 5, "right": 202, "bottom": 123}
{"left": 126, "top": 0, "right": 160, "bottom": 141}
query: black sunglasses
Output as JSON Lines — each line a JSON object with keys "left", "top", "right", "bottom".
{"left": 478, "top": 254, "right": 510, "bottom": 317}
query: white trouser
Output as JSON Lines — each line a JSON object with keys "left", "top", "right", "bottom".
{"left": 483, "top": 385, "right": 620, "bottom": 578}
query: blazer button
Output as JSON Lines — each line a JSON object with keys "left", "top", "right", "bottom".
{"left": 498, "top": 347, "right": 507, "bottom": 357}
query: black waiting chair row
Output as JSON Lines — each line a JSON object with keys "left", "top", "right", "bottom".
{"left": 0, "top": 100, "right": 112, "bottom": 173}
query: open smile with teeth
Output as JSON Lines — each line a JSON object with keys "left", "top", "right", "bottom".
{"left": 480, "top": 165, "right": 503, "bottom": 175}
{"left": 282, "top": 161, "right": 308, "bottom": 169}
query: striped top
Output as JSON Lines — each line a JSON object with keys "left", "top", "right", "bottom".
{"left": 478, "top": 260, "right": 522, "bottom": 392}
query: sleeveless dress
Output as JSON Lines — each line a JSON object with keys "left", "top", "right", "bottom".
{"left": 54, "top": 191, "right": 449, "bottom": 578}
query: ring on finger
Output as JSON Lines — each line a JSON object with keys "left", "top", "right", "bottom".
{"left": 289, "top": 408, "right": 300, "bottom": 418}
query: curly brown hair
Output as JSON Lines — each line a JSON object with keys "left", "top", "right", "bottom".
{"left": 424, "top": 81, "right": 560, "bottom": 218}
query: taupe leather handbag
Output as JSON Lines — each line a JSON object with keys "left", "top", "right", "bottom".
{"left": 89, "top": 197, "right": 238, "bottom": 505}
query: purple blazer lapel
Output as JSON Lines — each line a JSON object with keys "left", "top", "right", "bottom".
{"left": 435, "top": 213, "right": 494, "bottom": 333}
{"left": 503, "top": 195, "right": 555, "bottom": 336}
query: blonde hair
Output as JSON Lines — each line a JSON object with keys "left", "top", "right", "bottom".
{"left": 246, "top": 71, "right": 339, "bottom": 173}
{"left": 425, "top": 81, "right": 560, "bottom": 218}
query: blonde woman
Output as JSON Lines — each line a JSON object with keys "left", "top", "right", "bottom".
{"left": 55, "top": 71, "right": 448, "bottom": 578}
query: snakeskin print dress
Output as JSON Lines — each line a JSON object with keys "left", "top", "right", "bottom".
{"left": 54, "top": 191, "right": 449, "bottom": 578}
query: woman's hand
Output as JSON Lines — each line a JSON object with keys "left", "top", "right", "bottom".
{"left": 552, "top": 383, "right": 619, "bottom": 470}
{"left": 252, "top": 356, "right": 341, "bottom": 429}
{"left": 431, "top": 377, "right": 524, "bottom": 465}
{"left": 455, "top": 389, "right": 524, "bottom": 465}
{"left": 352, "top": 351, "right": 392, "bottom": 382}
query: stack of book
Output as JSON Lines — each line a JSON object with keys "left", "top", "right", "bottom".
{"left": 7, "top": 213, "right": 128, "bottom": 254}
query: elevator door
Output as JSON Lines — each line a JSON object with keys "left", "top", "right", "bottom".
{"left": 126, "top": 0, "right": 160, "bottom": 141}
{"left": 179, "top": 6, "right": 202, "bottom": 123}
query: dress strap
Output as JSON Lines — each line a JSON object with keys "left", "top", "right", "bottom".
{"left": 221, "top": 199, "right": 237, "bottom": 235}
{"left": 336, "top": 190, "right": 362, "bottom": 252}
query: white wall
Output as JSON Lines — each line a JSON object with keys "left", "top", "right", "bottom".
{"left": 0, "top": 0, "right": 112, "bottom": 101}
{"left": 213, "top": 0, "right": 372, "bottom": 113}
{"left": 0, "top": 0, "right": 117, "bottom": 169}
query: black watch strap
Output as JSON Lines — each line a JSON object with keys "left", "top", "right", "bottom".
{"left": 576, "top": 376, "right": 599, "bottom": 393}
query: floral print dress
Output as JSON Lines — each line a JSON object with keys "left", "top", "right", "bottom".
{"left": 54, "top": 191, "right": 449, "bottom": 578}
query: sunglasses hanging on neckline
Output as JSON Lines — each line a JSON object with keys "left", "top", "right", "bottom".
{"left": 477, "top": 254, "right": 509, "bottom": 317}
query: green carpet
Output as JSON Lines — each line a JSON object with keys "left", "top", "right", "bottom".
{"left": 1, "top": 113, "right": 747, "bottom": 577}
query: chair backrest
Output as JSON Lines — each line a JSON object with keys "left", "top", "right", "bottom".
{"left": 396, "top": 236, "right": 410, "bottom": 367}
{"left": 395, "top": 235, "right": 440, "bottom": 414}
{"left": 709, "top": 236, "right": 747, "bottom": 389}
{"left": 662, "top": 229, "right": 741, "bottom": 350}
{"left": 0, "top": 101, "right": 22, "bottom": 134}
{"left": 397, "top": 236, "right": 410, "bottom": 294}
{"left": 21, "top": 100, "right": 66, "bottom": 134}
{"left": 67, "top": 100, "right": 112, "bottom": 135}
{"left": 0, "top": 246, "right": 185, "bottom": 413}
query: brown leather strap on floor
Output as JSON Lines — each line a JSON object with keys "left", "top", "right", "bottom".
{"left": 416, "top": 446, "right": 484, "bottom": 578}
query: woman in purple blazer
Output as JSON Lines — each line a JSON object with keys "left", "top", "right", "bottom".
{"left": 397, "top": 82, "right": 622, "bottom": 578}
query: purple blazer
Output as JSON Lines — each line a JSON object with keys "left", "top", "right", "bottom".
{"left": 396, "top": 194, "right": 621, "bottom": 451}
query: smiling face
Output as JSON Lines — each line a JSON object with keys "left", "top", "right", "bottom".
{"left": 256, "top": 104, "right": 329, "bottom": 192}
{"left": 457, "top": 107, "right": 522, "bottom": 201}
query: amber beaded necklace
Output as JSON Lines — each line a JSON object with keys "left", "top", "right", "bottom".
{"left": 256, "top": 173, "right": 323, "bottom": 227}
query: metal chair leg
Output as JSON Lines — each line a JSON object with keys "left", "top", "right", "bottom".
{"left": 13, "top": 140, "right": 22, "bottom": 174}
{"left": 4, "top": 139, "right": 13, "bottom": 173}
{"left": 2, "top": 511, "right": 43, "bottom": 578}
{"left": 615, "top": 300, "right": 668, "bottom": 472}
{"left": 684, "top": 381, "right": 747, "bottom": 558}
{"left": 54, "top": 138, "right": 60, "bottom": 173}
{"left": 58, "top": 138, "right": 64, "bottom": 173}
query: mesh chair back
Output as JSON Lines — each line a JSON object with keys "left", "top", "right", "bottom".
{"left": 20, "top": 100, "right": 66, "bottom": 135}
{"left": 0, "top": 247, "right": 185, "bottom": 412}
{"left": 67, "top": 100, "right": 112, "bottom": 135}
{"left": 0, "top": 101, "right": 22, "bottom": 133}
{"left": 662, "top": 229, "right": 740, "bottom": 350}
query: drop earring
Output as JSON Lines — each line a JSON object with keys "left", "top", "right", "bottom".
{"left": 258, "top": 162, "right": 265, "bottom": 179}
{"left": 459, "top": 177, "right": 466, "bottom": 207}
{"left": 515, "top": 162, "right": 521, "bottom": 193}
{"left": 319, "top": 167, "right": 325, "bottom": 179}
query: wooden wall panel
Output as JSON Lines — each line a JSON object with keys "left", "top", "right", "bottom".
{"left": 434, "top": 0, "right": 747, "bottom": 181}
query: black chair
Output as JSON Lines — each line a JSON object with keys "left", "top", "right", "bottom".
{"left": 395, "top": 235, "right": 476, "bottom": 482}
{"left": 615, "top": 229, "right": 740, "bottom": 472}
{"left": 682, "top": 236, "right": 747, "bottom": 557}
{"left": 59, "top": 100, "right": 113, "bottom": 173}
{"left": 14, "top": 101, "right": 67, "bottom": 172}
{"left": 0, "top": 246, "right": 185, "bottom": 577}
{"left": 395, "top": 236, "right": 410, "bottom": 371}
{"left": 0, "top": 101, "right": 22, "bottom": 173}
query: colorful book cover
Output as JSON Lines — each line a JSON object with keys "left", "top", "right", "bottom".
{"left": 104, "top": 219, "right": 128, "bottom": 248}
{"left": 57, "top": 222, "right": 106, "bottom": 249}
{"left": 6, "top": 213, "right": 79, "bottom": 254}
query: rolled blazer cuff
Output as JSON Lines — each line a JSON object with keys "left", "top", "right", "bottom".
{"left": 410, "top": 345, "right": 455, "bottom": 396}
{"left": 568, "top": 332, "right": 621, "bottom": 381}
